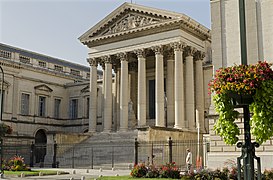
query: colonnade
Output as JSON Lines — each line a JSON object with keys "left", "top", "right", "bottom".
{"left": 87, "top": 41, "right": 205, "bottom": 133}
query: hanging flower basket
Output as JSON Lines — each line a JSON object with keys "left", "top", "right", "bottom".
{"left": 209, "top": 61, "right": 273, "bottom": 145}
{"left": 0, "top": 123, "right": 12, "bottom": 137}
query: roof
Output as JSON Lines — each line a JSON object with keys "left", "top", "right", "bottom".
{"left": 79, "top": 2, "right": 210, "bottom": 44}
{"left": 0, "top": 43, "right": 90, "bottom": 72}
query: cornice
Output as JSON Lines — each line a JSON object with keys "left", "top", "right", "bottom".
{"left": 84, "top": 19, "right": 210, "bottom": 48}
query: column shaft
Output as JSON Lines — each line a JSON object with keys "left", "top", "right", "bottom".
{"left": 167, "top": 59, "right": 175, "bottom": 127}
{"left": 116, "top": 69, "right": 121, "bottom": 130}
{"left": 104, "top": 61, "right": 112, "bottom": 132}
{"left": 195, "top": 57, "right": 205, "bottom": 133}
{"left": 174, "top": 49, "right": 185, "bottom": 129}
{"left": 137, "top": 51, "right": 146, "bottom": 127}
{"left": 120, "top": 58, "right": 129, "bottom": 131}
{"left": 155, "top": 52, "right": 165, "bottom": 127}
{"left": 185, "top": 47, "right": 195, "bottom": 130}
{"left": 89, "top": 62, "right": 98, "bottom": 132}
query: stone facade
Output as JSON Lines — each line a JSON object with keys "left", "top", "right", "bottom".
{"left": 0, "top": 43, "right": 102, "bottom": 149}
{"left": 80, "top": 2, "right": 212, "bottom": 153}
{"left": 209, "top": 0, "right": 273, "bottom": 170}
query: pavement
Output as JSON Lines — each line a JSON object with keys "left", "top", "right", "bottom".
{"left": 0, "top": 168, "right": 132, "bottom": 180}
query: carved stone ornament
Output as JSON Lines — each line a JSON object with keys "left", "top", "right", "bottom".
{"left": 134, "top": 49, "right": 146, "bottom": 58}
{"left": 103, "top": 14, "right": 161, "bottom": 35}
{"left": 117, "top": 52, "right": 128, "bottom": 61}
{"left": 184, "top": 46, "right": 197, "bottom": 57}
{"left": 87, "top": 58, "right": 98, "bottom": 66}
{"left": 102, "top": 55, "right": 112, "bottom": 64}
{"left": 171, "top": 41, "right": 186, "bottom": 51}
{"left": 164, "top": 51, "right": 174, "bottom": 60}
{"left": 193, "top": 51, "right": 206, "bottom": 61}
{"left": 152, "top": 45, "right": 164, "bottom": 55}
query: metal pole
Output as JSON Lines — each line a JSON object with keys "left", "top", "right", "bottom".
{"left": 0, "top": 65, "right": 4, "bottom": 177}
{"left": 239, "top": 0, "right": 248, "bottom": 66}
{"left": 168, "top": 137, "right": 172, "bottom": 164}
{"left": 134, "top": 138, "right": 138, "bottom": 165}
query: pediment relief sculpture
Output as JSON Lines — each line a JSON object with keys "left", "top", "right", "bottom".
{"left": 101, "top": 13, "right": 164, "bottom": 36}
{"left": 34, "top": 84, "right": 53, "bottom": 92}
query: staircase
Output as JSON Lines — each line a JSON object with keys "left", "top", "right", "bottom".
{"left": 56, "top": 130, "right": 138, "bottom": 169}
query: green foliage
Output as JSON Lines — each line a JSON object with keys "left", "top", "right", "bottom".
{"left": 250, "top": 80, "right": 273, "bottom": 144}
{"left": 0, "top": 123, "right": 12, "bottom": 137}
{"left": 210, "top": 61, "right": 273, "bottom": 145}
{"left": 213, "top": 94, "right": 240, "bottom": 145}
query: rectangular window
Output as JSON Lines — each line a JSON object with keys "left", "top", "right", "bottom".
{"left": 70, "top": 99, "right": 78, "bottom": 119}
{"left": 38, "top": 61, "right": 46, "bottom": 68}
{"left": 21, "top": 93, "right": 30, "bottom": 115}
{"left": 54, "top": 99, "right": 61, "bottom": 118}
{"left": 70, "top": 69, "right": 80, "bottom": 76}
{"left": 54, "top": 65, "right": 63, "bottom": 72}
{"left": 86, "top": 98, "right": 89, "bottom": 118}
{"left": 38, "top": 96, "right": 46, "bottom": 117}
{"left": 19, "top": 55, "right": 31, "bottom": 64}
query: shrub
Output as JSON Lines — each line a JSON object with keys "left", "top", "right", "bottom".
{"left": 130, "top": 163, "right": 147, "bottom": 178}
{"left": 159, "top": 162, "right": 180, "bottom": 179}
{"left": 2, "top": 155, "right": 30, "bottom": 171}
{"left": 146, "top": 164, "right": 159, "bottom": 178}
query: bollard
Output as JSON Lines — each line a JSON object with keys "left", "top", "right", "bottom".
{"left": 81, "top": 176, "right": 85, "bottom": 180}
{"left": 39, "top": 172, "right": 43, "bottom": 176}
{"left": 72, "top": 169, "right": 76, "bottom": 174}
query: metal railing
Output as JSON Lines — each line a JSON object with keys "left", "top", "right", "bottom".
{"left": 0, "top": 137, "right": 204, "bottom": 170}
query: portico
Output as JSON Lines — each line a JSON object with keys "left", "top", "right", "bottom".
{"left": 80, "top": 3, "right": 211, "bottom": 134}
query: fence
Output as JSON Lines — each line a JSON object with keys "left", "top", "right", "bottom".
{"left": 0, "top": 138, "right": 205, "bottom": 170}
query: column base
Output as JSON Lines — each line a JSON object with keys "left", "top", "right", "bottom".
{"left": 103, "top": 129, "right": 112, "bottom": 133}
{"left": 174, "top": 125, "right": 183, "bottom": 129}
{"left": 118, "top": 128, "right": 128, "bottom": 132}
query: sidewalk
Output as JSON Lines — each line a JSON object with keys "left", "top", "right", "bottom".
{"left": 0, "top": 168, "right": 131, "bottom": 180}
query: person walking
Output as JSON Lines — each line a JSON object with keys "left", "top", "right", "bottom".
{"left": 186, "top": 148, "right": 192, "bottom": 173}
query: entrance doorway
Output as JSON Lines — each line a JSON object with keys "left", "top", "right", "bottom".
{"left": 34, "top": 129, "right": 47, "bottom": 163}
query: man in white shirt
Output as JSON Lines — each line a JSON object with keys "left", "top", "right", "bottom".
{"left": 186, "top": 148, "right": 192, "bottom": 173}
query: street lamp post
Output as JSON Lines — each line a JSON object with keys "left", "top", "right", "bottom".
{"left": 237, "top": 0, "right": 261, "bottom": 179}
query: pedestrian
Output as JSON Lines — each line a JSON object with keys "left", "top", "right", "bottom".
{"left": 186, "top": 148, "right": 192, "bottom": 173}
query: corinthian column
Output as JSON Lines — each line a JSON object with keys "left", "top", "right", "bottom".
{"left": 103, "top": 56, "right": 112, "bottom": 132}
{"left": 195, "top": 51, "right": 205, "bottom": 133}
{"left": 135, "top": 49, "right": 146, "bottom": 127}
{"left": 172, "top": 42, "right": 186, "bottom": 129}
{"left": 185, "top": 46, "right": 196, "bottom": 131}
{"left": 166, "top": 51, "right": 175, "bottom": 127}
{"left": 118, "top": 53, "right": 129, "bottom": 131}
{"left": 88, "top": 58, "right": 98, "bottom": 133}
{"left": 152, "top": 46, "right": 165, "bottom": 127}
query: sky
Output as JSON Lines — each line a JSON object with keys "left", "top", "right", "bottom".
{"left": 0, "top": 0, "right": 210, "bottom": 66}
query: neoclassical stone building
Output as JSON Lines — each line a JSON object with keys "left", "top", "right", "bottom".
{"left": 209, "top": 0, "right": 273, "bottom": 170}
{"left": 0, "top": 43, "right": 102, "bottom": 163}
{"left": 80, "top": 3, "right": 212, "bottom": 136}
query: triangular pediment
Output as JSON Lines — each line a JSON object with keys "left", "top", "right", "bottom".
{"left": 81, "top": 85, "right": 89, "bottom": 93}
{"left": 34, "top": 84, "right": 53, "bottom": 92}
{"left": 79, "top": 3, "right": 183, "bottom": 42}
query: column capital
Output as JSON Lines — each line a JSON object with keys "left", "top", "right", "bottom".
{"left": 164, "top": 51, "right": 174, "bottom": 60}
{"left": 87, "top": 58, "right": 98, "bottom": 67}
{"left": 102, "top": 55, "right": 112, "bottom": 64}
{"left": 129, "top": 62, "right": 138, "bottom": 72}
{"left": 184, "top": 46, "right": 197, "bottom": 57}
{"left": 152, "top": 45, "right": 164, "bottom": 55}
{"left": 194, "top": 51, "right": 206, "bottom": 61}
{"left": 171, "top": 41, "right": 186, "bottom": 51}
{"left": 117, "top": 52, "right": 128, "bottom": 62}
{"left": 134, "top": 49, "right": 146, "bottom": 58}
